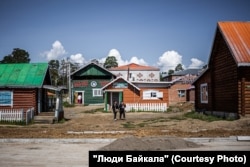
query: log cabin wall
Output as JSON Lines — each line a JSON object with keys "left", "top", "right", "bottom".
{"left": 105, "top": 82, "right": 169, "bottom": 104}
{"left": 210, "top": 30, "right": 238, "bottom": 113}
{"left": 238, "top": 67, "right": 250, "bottom": 115}
{"left": 123, "top": 87, "right": 168, "bottom": 104}
{"left": 194, "top": 69, "right": 212, "bottom": 111}
{"left": 0, "top": 88, "right": 37, "bottom": 113}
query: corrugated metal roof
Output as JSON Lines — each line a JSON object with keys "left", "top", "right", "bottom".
{"left": 71, "top": 62, "right": 116, "bottom": 77}
{"left": 109, "top": 63, "right": 159, "bottom": 71}
{"left": 172, "top": 69, "right": 201, "bottom": 76}
{"left": 218, "top": 21, "right": 250, "bottom": 66}
{"left": 101, "top": 77, "right": 140, "bottom": 91}
{"left": 0, "top": 63, "right": 49, "bottom": 88}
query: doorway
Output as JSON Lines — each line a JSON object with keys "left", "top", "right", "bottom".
{"left": 74, "top": 91, "right": 84, "bottom": 105}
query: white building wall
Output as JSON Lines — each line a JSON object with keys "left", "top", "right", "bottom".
{"left": 111, "top": 70, "right": 160, "bottom": 82}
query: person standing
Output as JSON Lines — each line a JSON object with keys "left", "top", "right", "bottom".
{"left": 77, "top": 94, "right": 82, "bottom": 104}
{"left": 112, "top": 100, "right": 118, "bottom": 120}
{"left": 119, "top": 101, "right": 126, "bottom": 120}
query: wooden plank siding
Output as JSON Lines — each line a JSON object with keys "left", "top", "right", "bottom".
{"left": 117, "top": 88, "right": 168, "bottom": 104}
{"left": 194, "top": 69, "right": 212, "bottom": 112}
{"left": 105, "top": 84, "right": 169, "bottom": 104}
{"left": 210, "top": 30, "right": 239, "bottom": 113}
{"left": 0, "top": 88, "right": 37, "bottom": 114}
{"left": 238, "top": 67, "right": 250, "bottom": 115}
{"left": 193, "top": 22, "right": 250, "bottom": 116}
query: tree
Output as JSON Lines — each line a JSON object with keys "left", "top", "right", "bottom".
{"left": 0, "top": 48, "right": 30, "bottom": 63}
{"left": 104, "top": 56, "right": 118, "bottom": 69}
{"left": 49, "top": 60, "right": 60, "bottom": 86}
{"left": 168, "top": 69, "right": 175, "bottom": 75}
{"left": 175, "top": 63, "right": 184, "bottom": 71}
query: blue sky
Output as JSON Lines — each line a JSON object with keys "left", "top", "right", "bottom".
{"left": 0, "top": 0, "right": 249, "bottom": 71}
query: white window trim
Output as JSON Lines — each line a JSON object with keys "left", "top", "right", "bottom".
{"left": 143, "top": 90, "right": 162, "bottom": 100}
{"left": 200, "top": 83, "right": 208, "bottom": 103}
{"left": 0, "top": 91, "right": 13, "bottom": 107}
{"left": 92, "top": 89, "right": 103, "bottom": 97}
{"left": 178, "top": 90, "right": 186, "bottom": 98}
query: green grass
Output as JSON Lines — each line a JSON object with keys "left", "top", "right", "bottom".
{"left": 63, "top": 101, "right": 75, "bottom": 107}
{"left": 122, "top": 122, "right": 136, "bottom": 128}
{"left": 183, "top": 111, "right": 225, "bottom": 122}
{"left": 0, "top": 120, "right": 26, "bottom": 125}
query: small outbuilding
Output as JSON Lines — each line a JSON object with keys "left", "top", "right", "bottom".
{"left": 0, "top": 63, "right": 52, "bottom": 115}
{"left": 193, "top": 21, "right": 250, "bottom": 118}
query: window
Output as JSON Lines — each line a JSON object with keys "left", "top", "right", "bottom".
{"left": 178, "top": 90, "right": 186, "bottom": 98}
{"left": 200, "top": 83, "right": 208, "bottom": 103}
{"left": 143, "top": 90, "right": 163, "bottom": 100}
{"left": 93, "top": 89, "right": 103, "bottom": 97}
{"left": 0, "top": 91, "right": 13, "bottom": 106}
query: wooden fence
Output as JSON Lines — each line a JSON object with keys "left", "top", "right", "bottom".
{"left": 126, "top": 103, "right": 167, "bottom": 112}
{"left": 0, "top": 108, "right": 34, "bottom": 125}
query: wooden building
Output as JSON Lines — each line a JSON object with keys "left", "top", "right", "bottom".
{"left": 70, "top": 62, "right": 116, "bottom": 105}
{"left": 109, "top": 63, "right": 160, "bottom": 82}
{"left": 0, "top": 63, "right": 51, "bottom": 115}
{"left": 102, "top": 77, "right": 171, "bottom": 112}
{"left": 193, "top": 22, "right": 250, "bottom": 118}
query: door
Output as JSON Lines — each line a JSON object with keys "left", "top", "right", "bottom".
{"left": 74, "top": 91, "right": 84, "bottom": 105}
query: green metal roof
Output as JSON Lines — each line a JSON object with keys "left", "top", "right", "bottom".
{"left": 0, "top": 63, "right": 49, "bottom": 88}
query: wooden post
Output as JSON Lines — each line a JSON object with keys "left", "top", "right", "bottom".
{"left": 104, "top": 92, "right": 108, "bottom": 112}
{"left": 241, "top": 78, "right": 245, "bottom": 116}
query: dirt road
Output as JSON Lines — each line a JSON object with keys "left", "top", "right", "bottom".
{"left": 0, "top": 103, "right": 250, "bottom": 138}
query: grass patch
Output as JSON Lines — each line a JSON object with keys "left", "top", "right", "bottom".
{"left": 83, "top": 108, "right": 105, "bottom": 114}
{"left": 0, "top": 121, "right": 26, "bottom": 125}
{"left": 63, "top": 102, "right": 75, "bottom": 107}
{"left": 184, "top": 111, "right": 224, "bottom": 122}
{"left": 137, "top": 123, "right": 146, "bottom": 127}
{"left": 122, "top": 122, "right": 136, "bottom": 128}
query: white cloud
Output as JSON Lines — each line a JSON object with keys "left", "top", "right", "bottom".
{"left": 42, "top": 40, "right": 66, "bottom": 60}
{"left": 188, "top": 58, "right": 204, "bottom": 69}
{"left": 157, "top": 50, "right": 183, "bottom": 72}
{"left": 70, "top": 53, "right": 85, "bottom": 65}
{"left": 107, "top": 49, "right": 127, "bottom": 65}
{"left": 99, "top": 49, "right": 148, "bottom": 66}
{"left": 129, "top": 56, "right": 147, "bottom": 65}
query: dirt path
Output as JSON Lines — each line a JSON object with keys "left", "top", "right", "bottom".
{"left": 1, "top": 103, "right": 250, "bottom": 138}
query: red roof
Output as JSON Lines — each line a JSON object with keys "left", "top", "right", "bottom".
{"left": 218, "top": 21, "right": 250, "bottom": 66}
{"left": 109, "top": 63, "right": 159, "bottom": 71}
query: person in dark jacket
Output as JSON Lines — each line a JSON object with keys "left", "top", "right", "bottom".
{"left": 112, "top": 100, "right": 119, "bottom": 120}
{"left": 119, "top": 101, "right": 126, "bottom": 120}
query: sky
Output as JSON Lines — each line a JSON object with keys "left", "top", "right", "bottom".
{"left": 0, "top": 0, "right": 249, "bottom": 72}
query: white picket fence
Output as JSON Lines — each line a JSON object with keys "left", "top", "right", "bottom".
{"left": 0, "top": 108, "right": 34, "bottom": 125}
{"left": 126, "top": 103, "right": 167, "bottom": 112}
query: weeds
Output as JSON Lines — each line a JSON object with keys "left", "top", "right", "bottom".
{"left": 184, "top": 111, "right": 225, "bottom": 122}
{"left": 63, "top": 102, "right": 75, "bottom": 107}
{"left": 122, "top": 122, "right": 136, "bottom": 128}
{"left": 0, "top": 120, "right": 26, "bottom": 125}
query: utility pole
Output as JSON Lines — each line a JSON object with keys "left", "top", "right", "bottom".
{"left": 68, "top": 62, "right": 71, "bottom": 104}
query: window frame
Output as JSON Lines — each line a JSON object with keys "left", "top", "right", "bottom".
{"left": 200, "top": 83, "right": 208, "bottom": 103}
{"left": 143, "top": 90, "right": 159, "bottom": 100}
{"left": 177, "top": 90, "right": 186, "bottom": 98}
{"left": 92, "top": 89, "right": 103, "bottom": 97}
{"left": 0, "top": 91, "right": 13, "bottom": 107}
